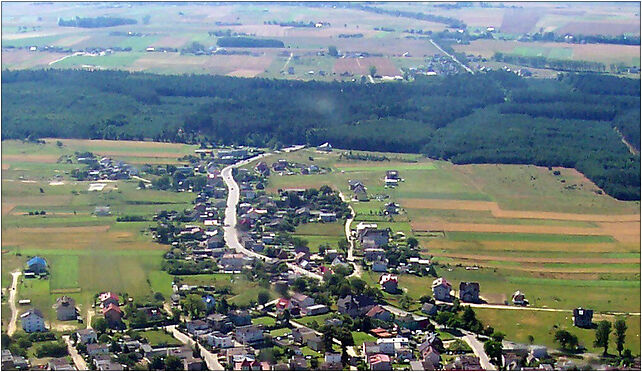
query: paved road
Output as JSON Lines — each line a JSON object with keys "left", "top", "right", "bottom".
{"left": 7, "top": 271, "right": 22, "bottom": 336}
{"left": 167, "top": 325, "right": 224, "bottom": 370}
{"left": 429, "top": 39, "right": 474, "bottom": 74}
{"left": 63, "top": 335, "right": 88, "bottom": 370}
{"left": 461, "top": 330, "right": 496, "bottom": 371}
{"left": 221, "top": 145, "right": 323, "bottom": 282}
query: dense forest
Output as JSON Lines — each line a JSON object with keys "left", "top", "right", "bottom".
{"left": 57, "top": 16, "right": 137, "bottom": 28}
{"left": 2, "top": 69, "right": 639, "bottom": 200}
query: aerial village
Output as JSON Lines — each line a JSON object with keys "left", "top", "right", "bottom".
{"left": 3, "top": 144, "right": 635, "bottom": 372}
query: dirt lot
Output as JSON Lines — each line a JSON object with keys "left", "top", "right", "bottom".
{"left": 333, "top": 57, "right": 400, "bottom": 76}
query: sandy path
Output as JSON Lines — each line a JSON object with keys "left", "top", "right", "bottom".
{"left": 7, "top": 272, "right": 22, "bottom": 336}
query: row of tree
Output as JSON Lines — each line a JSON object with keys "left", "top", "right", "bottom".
{"left": 58, "top": 16, "right": 137, "bottom": 28}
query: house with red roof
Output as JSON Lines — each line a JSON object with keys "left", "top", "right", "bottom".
{"left": 275, "top": 298, "right": 293, "bottom": 313}
{"left": 369, "top": 354, "right": 392, "bottom": 370}
{"left": 102, "top": 303, "right": 123, "bottom": 327}
{"left": 431, "top": 278, "right": 452, "bottom": 302}
{"left": 99, "top": 292, "right": 119, "bottom": 308}
{"left": 379, "top": 274, "right": 398, "bottom": 293}
{"left": 366, "top": 305, "right": 394, "bottom": 322}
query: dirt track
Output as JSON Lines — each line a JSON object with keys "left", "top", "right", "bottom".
{"left": 435, "top": 252, "right": 639, "bottom": 265}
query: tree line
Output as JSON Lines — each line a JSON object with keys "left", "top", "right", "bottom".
{"left": 2, "top": 69, "right": 638, "bottom": 200}
{"left": 58, "top": 16, "right": 137, "bottom": 28}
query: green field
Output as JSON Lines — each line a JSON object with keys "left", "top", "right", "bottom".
{"left": 139, "top": 329, "right": 182, "bottom": 347}
{"left": 1, "top": 139, "right": 196, "bottom": 331}
{"left": 254, "top": 146, "right": 640, "bottom": 352}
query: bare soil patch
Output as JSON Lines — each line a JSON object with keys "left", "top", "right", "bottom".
{"left": 2, "top": 204, "right": 16, "bottom": 216}
{"left": 597, "top": 221, "right": 641, "bottom": 243}
{"left": 2, "top": 154, "right": 59, "bottom": 163}
{"left": 2, "top": 163, "right": 10, "bottom": 170}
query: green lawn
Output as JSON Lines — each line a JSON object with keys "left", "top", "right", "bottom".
{"left": 139, "top": 330, "right": 182, "bottom": 347}
{"left": 446, "top": 231, "right": 615, "bottom": 243}
{"left": 269, "top": 328, "right": 291, "bottom": 337}
{"left": 253, "top": 316, "right": 277, "bottom": 327}
{"left": 351, "top": 331, "right": 376, "bottom": 346}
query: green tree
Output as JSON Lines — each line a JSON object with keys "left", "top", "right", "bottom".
{"left": 406, "top": 236, "right": 418, "bottom": 248}
{"left": 258, "top": 291, "right": 270, "bottom": 306}
{"left": 614, "top": 319, "right": 627, "bottom": 357}
{"left": 483, "top": 340, "right": 503, "bottom": 366}
{"left": 92, "top": 317, "right": 108, "bottom": 333}
{"left": 369, "top": 65, "right": 377, "bottom": 77}
{"left": 594, "top": 320, "right": 612, "bottom": 356}
{"left": 164, "top": 355, "right": 183, "bottom": 370}
{"left": 183, "top": 294, "right": 206, "bottom": 319}
{"left": 328, "top": 46, "right": 338, "bottom": 57}
{"left": 149, "top": 356, "right": 163, "bottom": 370}
{"left": 399, "top": 294, "right": 412, "bottom": 310}
{"left": 554, "top": 330, "right": 578, "bottom": 351}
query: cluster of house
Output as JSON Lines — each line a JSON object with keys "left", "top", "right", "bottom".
{"left": 407, "top": 54, "right": 463, "bottom": 76}
{"left": 255, "top": 159, "right": 327, "bottom": 177}
{"left": 73, "top": 328, "right": 202, "bottom": 371}
{"left": 275, "top": 292, "right": 329, "bottom": 317}
{"left": 431, "top": 278, "right": 531, "bottom": 307}
{"left": 1, "top": 349, "right": 28, "bottom": 370}
{"left": 191, "top": 147, "right": 254, "bottom": 165}
{"left": 74, "top": 155, "right": 139, "bottom": 181}
{"left": 356, "top": 222, "right": 431, "bottom": 276}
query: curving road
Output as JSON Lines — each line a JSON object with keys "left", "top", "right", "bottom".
{"left": 220, "top": 146, "right": 323, "bottom": 281}
{"left": 7, "top": 271, "right": 22, "bottom": 336}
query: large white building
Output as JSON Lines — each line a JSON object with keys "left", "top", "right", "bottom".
{"left": 21, "top": 309, "right": 46, "bottom": 333}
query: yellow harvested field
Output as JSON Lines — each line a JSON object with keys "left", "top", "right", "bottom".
{"left": 401, "top": 198, "right": 640, "bottom": 222}
{"left": 2, "top": 154, "right": 60, "bottom": 163}
{"left": 435, "top": 252, "right": 639, "bottom": 265}
{"left": 227, "top": 69, "right": 264, "bottom": 77}
{"left": 46, "top": 138, "right": 188, "bottom": 150}
{"left": 2, "top": 204, "right": 16, "bottom": 216}
{"left": 424, "top": 240, "right": 635, "bottom": 253}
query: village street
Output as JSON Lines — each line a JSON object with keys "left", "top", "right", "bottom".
{"left": 62, "top": 335, "right": 88, "bottom": 370}
{"left": 221, "top": 145, "right": 324, "bottom": 281}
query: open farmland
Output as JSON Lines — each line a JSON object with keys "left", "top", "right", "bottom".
{"left": 454, "top": 39, "right": 641, "bottom": 66}
{"left": 0, "top": 139, "right": 199, "bottom": 332}
{"left": 247, "top": 146, "right": 640, "bottom": 352}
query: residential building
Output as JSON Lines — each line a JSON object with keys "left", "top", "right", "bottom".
{"left": 235, "top": 325, "right": 264, "bottom": 344}
{"left": 102, "top": 303, "right": 123, "bottom": 327}
{"left": 458, "top": 282, "right": 480, "bottom": 303}
{"left": 76, "top": 328, "right": 98, "bottom": 344}
{"left": 87, "top": 343, "right": 110, "bottom": 357}
{"left": 366, "top": 305, "right": 394, "bottom": 322}
{"left": 99, "top": 292, "right": 119, "bottom": 308}
{"left": 379, "top": 274, "right": 398, "bottom": 293}
{"left": 573, "top": 308, "right": 593, "bottom": 328}
{"left": 20, "top": 309, "right": 46, "bottom": 333}
{"left": 431, "top": 278, "right": 452, "bottom": 301}
{"left": 53, "top": 296, "right": 77, "bottom": 321}
{"left": 512, "top": 290, "right": 527, "bottom": 306}
{"left": 337, "top": 295, "right": 375, "bottom": 317}
{"left": 26, "top": 256, "right": 47, "bottom": 274}
{"left": 369, "top": 354, "right": 392, "bottom": 370}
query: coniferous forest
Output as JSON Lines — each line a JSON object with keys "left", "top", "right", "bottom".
{"left": 2, "top": 69, "right": 639, "bottom": 200}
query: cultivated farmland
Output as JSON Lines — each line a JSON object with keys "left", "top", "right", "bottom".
{"left": 247, "top": 146, "right": 640, "bottom": 353}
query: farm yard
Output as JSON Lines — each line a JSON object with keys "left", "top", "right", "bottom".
{"left": 249, "top": 146, "right": 640, "bottom": 353}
